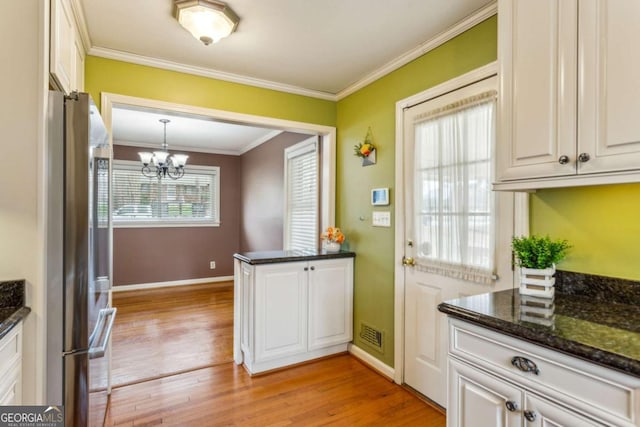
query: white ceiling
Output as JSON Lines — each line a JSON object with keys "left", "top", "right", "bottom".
{"left": 111, "top": 105, "right": 283, "bottom": 155}
{"left": 82, "top": 0, "right": 493, "bottom": 152}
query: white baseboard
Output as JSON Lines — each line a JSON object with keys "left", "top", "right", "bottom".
{"left": 112, "top": 276, "right": 233, "bottom": 292}
{"left": 348, "top": 343, "right": 395, "bottom": 381}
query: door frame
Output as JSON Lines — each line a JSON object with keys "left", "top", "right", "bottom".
{"left": 392, "top": 61, "right": 529, "bottom": 385}
{"left": 100, "top": 92, "right": 337, "bottom": 235}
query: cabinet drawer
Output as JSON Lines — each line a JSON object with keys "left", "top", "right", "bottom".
{"left": 0, "top": 360, "right": 21, "bottom": 405}
{"left": 0, "top": 324, "right": 22, "bottom": 375}
{"left": 449, "top": 319, "right": 640, "bottom": 426}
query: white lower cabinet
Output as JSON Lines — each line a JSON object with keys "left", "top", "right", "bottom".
{"left": 235, "top": 257, "right": 353, "bottom": 374}
{"left": 447, "top": 318, "right": 640, "bottom": 427}
{"left": 0, "top": 322, "right": 23, "bottom": 405}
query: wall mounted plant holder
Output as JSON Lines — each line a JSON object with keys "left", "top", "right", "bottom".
{"left": 354, "top": 126, "right": 377, "bottom": 166}
{"left": 362, "top": 149, "right": 376, "bottom": 166}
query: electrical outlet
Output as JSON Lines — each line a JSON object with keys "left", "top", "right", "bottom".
{"left": 209, "top": 261, "right": 216, "bottom": 269}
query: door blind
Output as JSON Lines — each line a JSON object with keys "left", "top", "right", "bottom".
{"left": 284, "top": 138, "right": 319, "bottom": 250}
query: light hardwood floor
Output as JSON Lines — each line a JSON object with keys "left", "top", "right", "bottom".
{"left": 107, "top": 284, "right": 445, "bottom": 426}
{"left": 111, "top": 283, "right": 234, "bottom": 387}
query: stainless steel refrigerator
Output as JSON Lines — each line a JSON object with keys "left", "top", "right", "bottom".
{"left": 46, "top": 90, "right": 117, "bottom": 427}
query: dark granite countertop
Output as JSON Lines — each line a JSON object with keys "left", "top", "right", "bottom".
{"left": 0, "top": 280, "right": 30, "bottom": 340}
{"left": 234, "top": 249, "right": 355, "bottom": 265}
{"left": 438, "top": 279, "right": 640, "bottom": 377}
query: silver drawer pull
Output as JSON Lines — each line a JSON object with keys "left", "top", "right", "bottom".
{"left": 511, "top": 356, "right": 540, "bottom": 375}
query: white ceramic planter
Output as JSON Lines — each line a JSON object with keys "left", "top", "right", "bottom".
{"left": 324, "top": 241, "right": 341, "bottom": 252}
{"left": 519, "top": 264, "right": 556, "bottom": 299}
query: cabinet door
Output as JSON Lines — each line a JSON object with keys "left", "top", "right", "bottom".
{"left": 578, "top": 0, "right": 640, "bottom": 174}
{"left": 50, "top": 0, "right": 76, "bottom": 94}
{"left": 308, "top": 258, "right": 353, "bottom": 350}
{"left": 448, "top": 358, "right": 522, "bottom": 427}
{"left": 497, "top": 0, "right": 577, "bottom": 181}
{"left": 524, "top": 393, "right": 604, "bottom": 426}
{"left": 254, "top": 262, "right": 307, "bottom": 362}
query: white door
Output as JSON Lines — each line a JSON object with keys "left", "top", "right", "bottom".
{"left": 578, "top": 0, "right": 640, "bottom": 175}
{"left": 307, "top": 258, "right": 353, "bottom": 350}
{"left": 448, "top": 358, "right": 522, "bottom": 427}
{"left": 254, "top": 262, "right": 308, "bottom": 362}
{"left": 525, "top": 393, "right": 602, "bottom": 427}
{"left": 402, "top": 76, "right": 515, "bottom": 407}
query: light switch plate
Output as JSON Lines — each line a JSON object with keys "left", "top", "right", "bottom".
{"left": 372, "top": 211, "right": 391, "bottom": 227}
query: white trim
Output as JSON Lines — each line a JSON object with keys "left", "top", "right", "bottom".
{"left": 336, "top": 2, "right": 497, "bottom": 100}
{"left": 101, "top": 92, "right": 336, "bottom": 238}
{"left": 393, "top": 62, "right": 520, "bottom": 386}
{"left": 112, "top": 276, "right": 233, "bottom": 292}
{"left": 238, "top": 130, "right": 284, "bottom": 155}
{"left": 348, "top": 344, "right": 395, "bottom": 381}
{"left": 68, "top": 0, "right": 91, "bottom": 54}
{"left": 89, "top": 46, "right": 337, "bottom": 101}
{"left": 86, "top": 3, "right": 495, "bottom": 102}
{"left": 114, "top": 130, "right": 284, "bottom": 156}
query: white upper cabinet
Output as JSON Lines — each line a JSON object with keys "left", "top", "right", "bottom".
{"left": 578, "top": 1, "right": 640, "bottom": 174}
{"left": 496, "top": 0, "right": 640, "bottom": 190}
{"left": 50, "top": 0, "right": 84, "bottom": 94}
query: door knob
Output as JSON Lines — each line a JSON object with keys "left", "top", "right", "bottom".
{"left": 402, "top": 256, "right": 416, "bottom": 267}
{"left": 524, "top": 410, "right": 537, "bottom": 422}
{"left": 505, "top": 400, "right": 518, "bottom": 412}
{"left": 578, "top": 152, "right": 591, "bottom": 162}
{"left": 558, "top": 155, "right": 569, "bottom": 165}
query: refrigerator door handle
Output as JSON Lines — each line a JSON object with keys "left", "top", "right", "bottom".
{"left": 88, "top": 307, "right": 117, "bottom": 359}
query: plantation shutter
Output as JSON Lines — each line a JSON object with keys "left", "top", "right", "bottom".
{"left": 284, "top": 137, "right": 319, "bottom": 250}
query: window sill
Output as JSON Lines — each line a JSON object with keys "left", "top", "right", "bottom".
{"left": 113, "top": 221, "right": 221, "bottom": 228}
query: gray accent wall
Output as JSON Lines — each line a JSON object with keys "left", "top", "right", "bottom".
{"left": 112, "top": 145, "right": 241, "bottom": 286}
{"left": 112, "top": 131, "right": 309, "bottom": 286}
{"left": 239, "top": 132, "right": 310, "bottom": 252}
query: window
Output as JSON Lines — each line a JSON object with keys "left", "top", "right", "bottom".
{"left": 284, "top": 137, "right": 319, "bottom": 250}
{"left": 413, "top": 90, "right": 496, "bottom": 281}
{"left": 112, "top": 160, "right": 220, "bottom": 227}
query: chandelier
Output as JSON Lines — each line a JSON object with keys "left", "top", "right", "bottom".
{"left": 138, "top": 119, "right": 189, "bottom": 180}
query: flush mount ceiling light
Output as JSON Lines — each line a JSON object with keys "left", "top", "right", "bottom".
{"left": 174, "top": 0, "right": 239, "bottom": 46}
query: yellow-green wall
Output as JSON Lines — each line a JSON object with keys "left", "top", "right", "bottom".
{"left": 335, "top": 16, "right": 497, "bottom": 366}
{"left": 85, "top": 56, "right": 336, "bottom": 126}
{"left": 85, "top": 14, "right": 639, "bottom": 370}
{"left": 530, "top": 184, "right": 640, "bottom": 281}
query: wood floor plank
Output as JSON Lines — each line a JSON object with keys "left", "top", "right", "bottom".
{"left": 106, "top": 283, "right": 445, "bottom": 426}
{"left": 111, "top": 283, "right": 233, "bottom": 387}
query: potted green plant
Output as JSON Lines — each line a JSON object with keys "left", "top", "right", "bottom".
{"left": 512, "top": 235, "right": 571, "bottom": 298}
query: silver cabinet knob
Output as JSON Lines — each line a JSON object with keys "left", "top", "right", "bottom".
{"left": 524, "top": 410, "right": 537, "bottom": 422}
{"left": 310, "top": 266, "right": 315, "bottom": 271}
{"left": 558, "top": 155, "right": 569, "bottom": 165}
{"left": 578, "top": 152, "right": 591, "bottom": 162}
{"left": 505, "top": 400, "right": 518, "bottom": 412}
{"left": 303, "top": 267, "right": 309, "bottom": 271}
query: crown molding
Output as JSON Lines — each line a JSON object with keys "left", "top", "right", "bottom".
{"left": 88, "top": 46, "right": 338, "bottom": 101}
{"left": 336, "top": 1, "right": 497, "bottom": 100}
{"left": 69, "top": 0, "right": 92, "bottom": 55}
{"left": 85, "top": 1, "right": 495, "bottom": 102}
{"left": 238, "top": 130, "right": 284, "bottom": 154}
{"left": 113, "top": 129, "right": 284, "bottom": 156}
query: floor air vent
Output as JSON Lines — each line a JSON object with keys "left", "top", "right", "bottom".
{"left": 359, "top": 322, "right": 384, "bottom": 352}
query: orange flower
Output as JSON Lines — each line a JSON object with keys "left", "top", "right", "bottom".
{"left": 321, "top": 226, "right": 345, "bottom": 243}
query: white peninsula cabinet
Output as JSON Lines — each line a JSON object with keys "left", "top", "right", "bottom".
{"left": 233, "top": 251, "right": 354, "bottom": 375}
{"left": 496, "top": 0, "right": 640, "bottom": 190}
{"left": 0, "top": 322, "right": 23, "bottom": 405}
{"left": 446, "top": 319, "right": 640, "bottom": 427}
